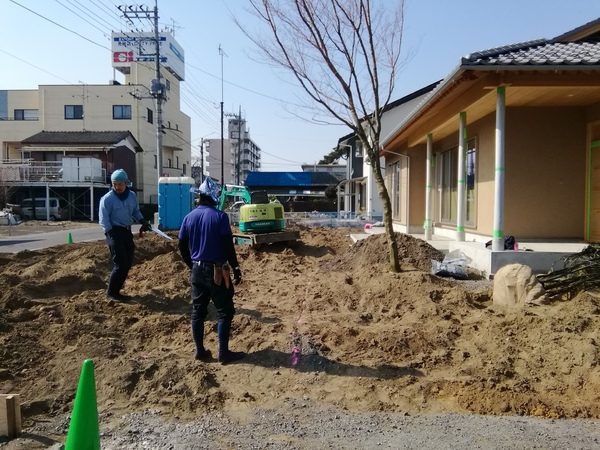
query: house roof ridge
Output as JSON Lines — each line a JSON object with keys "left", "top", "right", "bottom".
{"left": 462, "top": 39, "right": 548, "bottom": 64}
{"left": 549, "top": 17, "right": 600, "bottom": 43}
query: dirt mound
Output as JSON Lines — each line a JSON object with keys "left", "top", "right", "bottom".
{"left": 1, "top": 226, "right": 600, "bottom": 442}
{"left": 329, "top": 231, "right": 445, "bottom": 271}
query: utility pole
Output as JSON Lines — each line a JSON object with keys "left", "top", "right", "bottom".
{"left": 200, "top": 138, "right": 204, "bottom": 183}
{"left": 219, "top": 44, "right": 226, "bottom": 185}
{"left": 120, "top": 1, "right": 165, "bottom": 191}
{"left": 237, "top": 105, "right": 242, "bottom": 185}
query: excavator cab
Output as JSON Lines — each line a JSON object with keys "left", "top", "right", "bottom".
{"left": 239, "top": 190, "right": 285, "bottom": 233}
{"left": 216, "top": 185, "right": 285, "bottom": 233}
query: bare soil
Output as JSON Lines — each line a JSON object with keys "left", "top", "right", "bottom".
{"left": 1, "top": 225, "right": 600, "bottom": 448}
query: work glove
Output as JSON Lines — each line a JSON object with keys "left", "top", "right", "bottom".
{"left": 139, "top": 219, "right": 152, "bottom": 233}
{"left": 105, "top": 229, "right": 115, "bottom": 240}
{"left": 233, "top": 266, "right": 242, "bottom": 285}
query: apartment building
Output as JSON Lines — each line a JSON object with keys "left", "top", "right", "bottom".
{"left": 0, "top": 31, "right": 191, "bottom": 220}
{"left": 205, "top": 117, "right": 261, "bottom": 185}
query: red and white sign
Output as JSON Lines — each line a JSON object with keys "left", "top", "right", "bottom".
{"left": 113, "top": 51, "right": 134, "bottom": 63}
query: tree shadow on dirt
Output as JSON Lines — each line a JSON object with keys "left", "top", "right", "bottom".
{"left": 0, "top": 433, "right": 59, "bottom": 447}
{"left": 132, "top": 295, "right": 190, "bottom": 314}
{"left": 247, "top": 241, "right": 335, "bottom": 258}
{"left": 236, "top": 307, "right": 282, "bottom": 324}
{"left": 0, "top": 237, "right": 44, "bottom": 246}
{"left": 243, "top": 349, "right": 423, "bottom": 380}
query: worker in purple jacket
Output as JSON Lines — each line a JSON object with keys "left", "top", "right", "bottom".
{"left": 178, "top": 178, "right": 244, "bottom": 365}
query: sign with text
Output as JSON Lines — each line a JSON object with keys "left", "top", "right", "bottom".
{"left": 111, "top": 32, "right": 185, "bottom": 81}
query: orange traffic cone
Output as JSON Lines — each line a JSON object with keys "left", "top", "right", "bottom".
{"left": 64, "top": 359, "right": 100, "bottom": 450}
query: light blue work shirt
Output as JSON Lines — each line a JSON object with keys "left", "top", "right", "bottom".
{"left": 99, "top": 188, "right": 144, "bottom": 233}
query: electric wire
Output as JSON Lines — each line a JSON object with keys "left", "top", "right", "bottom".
{"left": 9, "top": 0, "right": 110, "bottom": 51}
{"left": 5, "top": 0, "right": 333, "bottom": 171}
{"left": 54, "top": 0, "right": 112, "bottom": 36}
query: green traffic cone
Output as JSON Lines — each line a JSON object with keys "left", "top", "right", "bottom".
{"left": 68, "top": 232, "right": 73, "bottom": 244}
{"left": 65, "top": 359, "right": 100, "bottom": 450}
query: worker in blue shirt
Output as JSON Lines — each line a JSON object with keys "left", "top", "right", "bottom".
{"left": 178, "top": 178, "right": 244, "bottom": 365}
{"left": 99, "top": 169, "right": 152, "bottom": 302}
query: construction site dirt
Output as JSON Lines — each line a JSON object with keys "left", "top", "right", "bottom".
{"left": 1, "top": 224, "right": 600, "bottom": 448}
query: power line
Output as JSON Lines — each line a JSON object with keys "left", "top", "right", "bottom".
{"left": 9, "top": 0, "right": 110, "bottom": 51}
{"left": 54, "top": 0, "right": 111, "bottom": 36}
{"left": 67, "top": 0, "right": 121, "bottom": 31}
{"left": 0, "top": 49, "right": 76, "bottom": 85}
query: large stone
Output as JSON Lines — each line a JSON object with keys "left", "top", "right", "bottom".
{"left": 493, "top": 263, "right": 547, "bottom": 307}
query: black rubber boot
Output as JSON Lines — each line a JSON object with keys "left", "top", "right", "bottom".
{"left": 217, "top": 318, "right": 245, "bottom": 365}
{"left": 191, "top": 320, "right": 211, "bottom": 360}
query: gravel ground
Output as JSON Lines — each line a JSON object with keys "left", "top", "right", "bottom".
{"left": 10, "top": 400, "right": 600, "bottom": 450}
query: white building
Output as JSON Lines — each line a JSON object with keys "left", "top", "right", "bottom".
{"left": 205, "top": 117, "right": 261, "bottom": 185}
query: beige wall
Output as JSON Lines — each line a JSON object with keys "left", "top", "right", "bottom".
{"left": 1, "top": 90, "right": 40, "bottom": 158}
{"left": 406, "top": 144, "right": 426, "bottom": 228}
{"left": 0, "top": 64, "right": 191, "bottom": 204}
{"left": 389, "top": 105, "right": 588, "bottom": 240}
{"left": 503, "top": 107, "right": 586, "bottom": 239}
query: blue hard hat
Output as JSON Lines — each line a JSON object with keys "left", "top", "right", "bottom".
{"left": 111, "top": 169, "right": 132, "bottom": 187}
{"left": 199, "top": 178, "right": 220, "bottom": 203}
{"left": 111, "top": 169, "right": 128, "bottom": 183}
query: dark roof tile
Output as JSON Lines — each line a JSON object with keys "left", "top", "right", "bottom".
{"left": 22, "top": 131, "right": 138, "bottom": 146}
{"left": 462, "top": 39, "right": 600, "bottom": 67}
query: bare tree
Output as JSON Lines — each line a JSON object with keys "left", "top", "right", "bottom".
{"left": 239, "top": 0, "right": 404, "bottom": 272}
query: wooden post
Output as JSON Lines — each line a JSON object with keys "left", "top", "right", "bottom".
{"left": 0, "top": 394, "right": 21, "bottom": 438}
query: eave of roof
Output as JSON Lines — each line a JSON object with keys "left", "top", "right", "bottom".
{"left": 380, "top": 18, "right": 600, "bottom": 151}
{"left": 21, "top": 131, "right": 142, "bottom": 151}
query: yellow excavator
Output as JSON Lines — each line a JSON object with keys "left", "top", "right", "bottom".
{"left": 217, "top": 184, "right": 299, "bottom": 247}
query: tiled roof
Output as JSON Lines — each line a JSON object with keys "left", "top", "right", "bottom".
{"left": 381, "top": 18, "right": 600, "bottom": 148}
{"left": 245, "top": 171, "right": 343, "bottom": 188}
{"left": 461, "top": 18, "right": 600, "bottom": 68}
{"left": 22, "top": 131, "right": 138, "bottom": 146}
{"left": 462, "top": 39, "right": 600, "bottom": 66}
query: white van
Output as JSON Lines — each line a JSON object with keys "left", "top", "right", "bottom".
{"left": 20, "top": 198, "right": 68, "bottom": 221}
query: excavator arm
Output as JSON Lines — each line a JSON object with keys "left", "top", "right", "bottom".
{"left": 217, "top": 184, "right": 252, "bottom": 211}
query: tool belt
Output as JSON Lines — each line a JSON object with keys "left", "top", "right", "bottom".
{"left": 193, "top": 261, "right": 230, "bottom": 288}
{"left": 213, "top": 262, "right": 231, "bottom": 288}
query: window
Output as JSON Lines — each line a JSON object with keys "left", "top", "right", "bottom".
{"left": 438, "top": 138, "right": 477, "bottom": 226}
{"left": 182, "top": 163, "right": 186, "bottom": 175}
{"left": 389, "top": 157, "right": 408, "bottom": 222}
{"left": 113, "top": 105, "right": 132, "bottom": 120}
{"left": 65, "top": 105, "right": 83, "bottom": 120}
{"left": 147, "top": 108, "right": 153, "bottom": 124}
{"left": 14, "top": 109, "right": 38, "bottom": 120}
{"left": 165, "top": 79, "right": 170, "bottom": 91}
{"left": 176, "top": 156, "right": 179, "bottom": 168}
{"left": 391, "top": 161, "right": 400, "bottom": 219}
{"left": 355, "top": 141, "right": 363, "bottom": 158}
{"left": 466, "top": 139, "right": 477, "bottom": 225}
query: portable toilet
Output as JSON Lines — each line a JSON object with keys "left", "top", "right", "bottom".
{"left": 158, "top": 176, "right": 195, "bottom": 230}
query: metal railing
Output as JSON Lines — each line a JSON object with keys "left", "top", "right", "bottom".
{"left": 0, "top": 159, "right": 106, "bottom": 183}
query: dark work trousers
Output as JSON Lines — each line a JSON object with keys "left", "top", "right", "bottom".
{"left": 190, "top": 262, "right": 235, "bottom": 354}
{"left": 106, "top": 226, "right": 135, "bottom": 295}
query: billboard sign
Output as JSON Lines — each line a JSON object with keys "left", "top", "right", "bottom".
{"left": 111, "top": 32, "right": 185, "bottom": 81}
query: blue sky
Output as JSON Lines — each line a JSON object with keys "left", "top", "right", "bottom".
{"left": 2, "top": 1, "right": 599, "bottom": 171}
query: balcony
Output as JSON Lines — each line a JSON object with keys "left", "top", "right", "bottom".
{"left": 0, "top": 159, "right": 106, "bottom": 184}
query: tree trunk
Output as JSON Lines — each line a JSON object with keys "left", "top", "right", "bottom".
{"left": 372, "top": 157, "right": 401, "bottom": 273}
